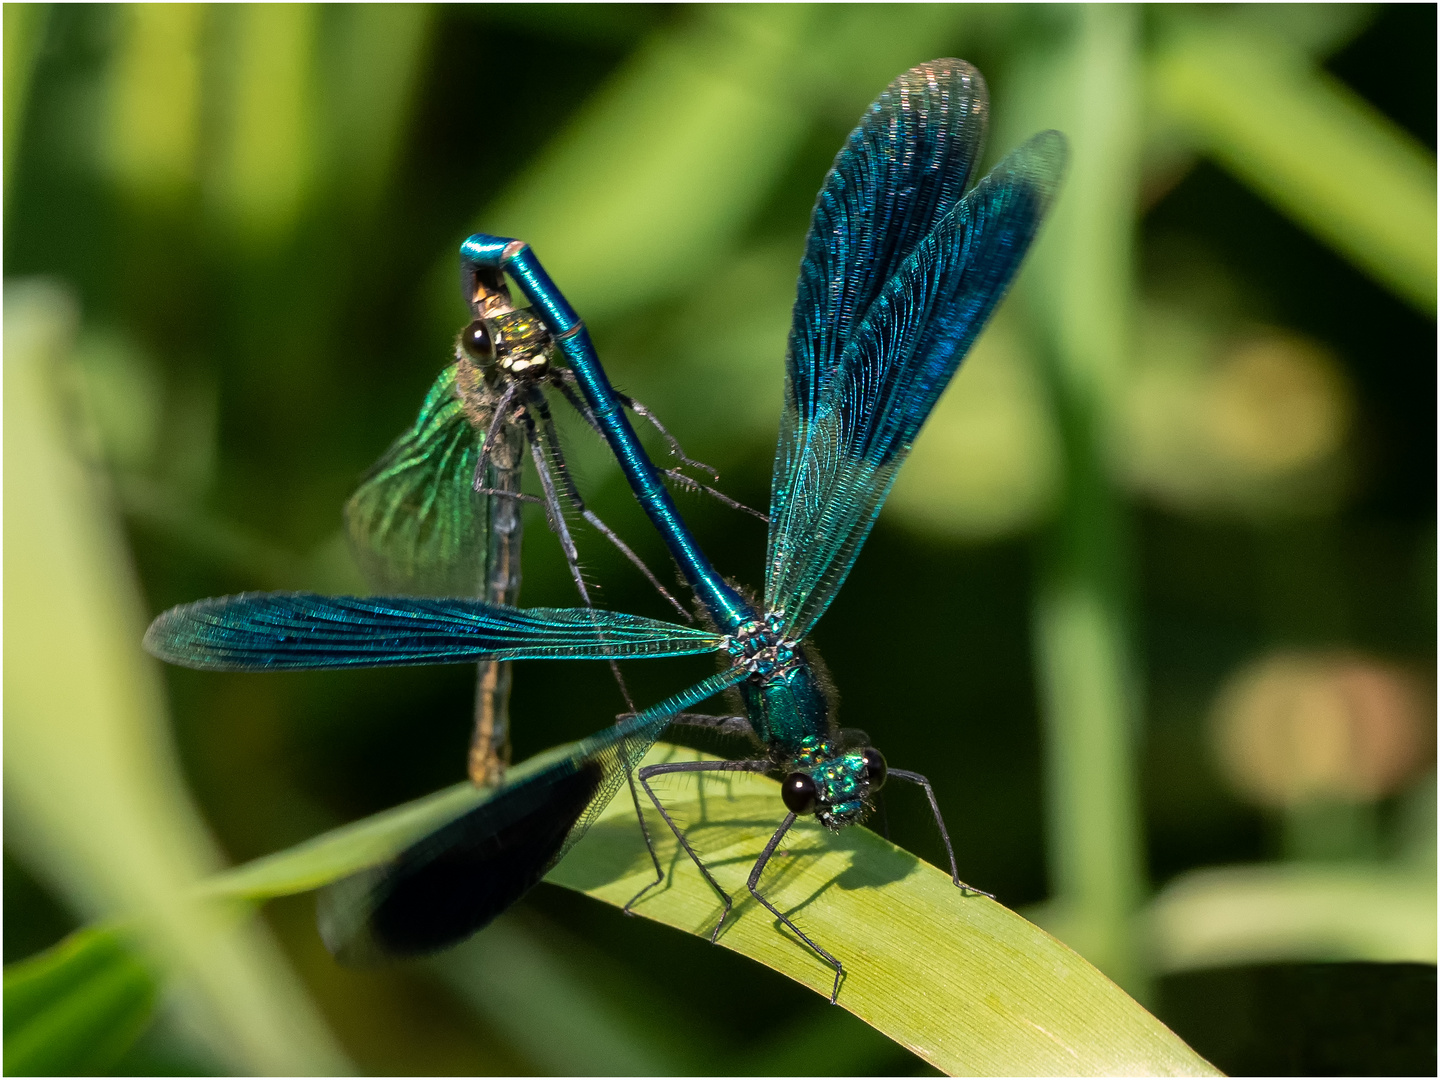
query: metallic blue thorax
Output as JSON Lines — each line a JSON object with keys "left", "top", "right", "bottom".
{"left": 731, "top": 616, "right": 835, "bottom": 754}
{"left": 725, "top": 615, "right": 832, "bottom": 749}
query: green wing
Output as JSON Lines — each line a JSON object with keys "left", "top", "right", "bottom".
{"left": 344, "top": 365, "right": 488, "bottom": 596}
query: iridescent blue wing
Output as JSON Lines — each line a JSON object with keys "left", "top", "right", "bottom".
{"left": 143, "top": 593, "right": 724, "bottom": 670}
{"left": 316, "top": 666, "right": 748, "bottom": 963}
{"left": 344, "top": 365, "right": 489, "bottom": 597}
{"left": 771, "top": 60, "right": 989, "bottom": 547}
{"left": 767, "top": 131, "right": 1068, "bottom": 636}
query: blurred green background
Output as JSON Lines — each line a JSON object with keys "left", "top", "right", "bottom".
{"left": 4, "top": 3, "right": 1435, "bottom": 1075}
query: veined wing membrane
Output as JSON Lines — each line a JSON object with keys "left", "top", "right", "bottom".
{"left": 144, "top": 593, "right": 724, "bottom": 671}
{"left": 344, "top": 365, "right": 490, "bottom": 597}
{"left": 318, "top": 666, "right": 749, "bottom": 963}
{"left": 772, "top": 60, "right": 988, "bottom": 547}
{"left": 768, "top": 131, "right": 1068, "bottom": 636}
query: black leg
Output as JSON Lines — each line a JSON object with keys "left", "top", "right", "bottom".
{"left": 529, "top": 390, "right": 692, "bottom": 622}
{"left": 522, "top": 413, "right": 590, "bottom": 602}
{"left": 471, "top": 382, "right": 520, "bottom": 492}
{"left": 555, "top": 368, "right": 717, "bottom": 481}
{"left": 550, "top": 369, "right": 606, "bottom": 436}
{"left": 662, "top": 712, "right": 759, "bottom": 742}
{"left": 628, "top": 758, "right": 771, "bottom": 939}
{"left": 473, "top": 488, "right": 543, "bottom": 504}
{"left": 556, "top": 371, "right": 766, "bottom": 525}
{"left": 614, "top": 389, "right": 719, "bottom": 479}
{"left": 518, "top": 400, "right": 667, "bottom": 892}
{"left": 888, "top": 768, "right": 993, "bottom": 898}
{"left": 874, "top": 790, "right": 891, "bottom": 842}
{"left": 661, "top": 468, "right": 769, "bottom": 524}
{"left": 747, "top": 813, "right": 846, "bottom": 1004}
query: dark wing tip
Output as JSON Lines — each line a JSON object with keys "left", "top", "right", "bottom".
{"left": 318, "top": 758, "right": 606, "bottom": 964}
{"left": 1009, "top": 129, "right": 1070, "bottom": 210}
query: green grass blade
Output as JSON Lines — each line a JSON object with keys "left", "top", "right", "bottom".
{"left": 199, "top": 781, "right": 487, "bottom": 902}
{"left": 3, "top": 2, "right": 47, "bottom": 202}
{"left": 552, "top": 749, "right": 1216, "bottom": 1077}
{"left": 1153, "top": 24, "right": 1438, "bottom": 314}
{"left": 4, "top": 281, "right": 348, "bottom": 1073}
{"left": 1148, "top": 863, "right": 1438, "bottom": 973}
{"left": 197, "top": 740, "right": 585, "bottom": 902}
{"left": 999, "top": 5, "right": 1151, "bottom": 996}
{"left": 4, "top": 926, "right": 156, "bottom": 1077}
{"left": 199, "top": 745, "right": 1218, "bottom": 1076}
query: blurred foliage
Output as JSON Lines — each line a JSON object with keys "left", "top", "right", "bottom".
{"left": 4, "top": 3, "right": 1434, "bottom": 1075}
{"left": 5, "top": 280, "right": 347, "bottom": 1073}
{"left": 4, "top": 925, "right": 155, "bottom": 1076}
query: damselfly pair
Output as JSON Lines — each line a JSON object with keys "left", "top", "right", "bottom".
{"left": 147, "top": 59, "right": 1066, "bottom": 1003}
{"left": 344, "top": 254, "right": 752, "bottom": 785}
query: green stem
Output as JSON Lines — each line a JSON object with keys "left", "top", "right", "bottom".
{"left": 1028, "top": 4, "right": 1150, "bottom": 998}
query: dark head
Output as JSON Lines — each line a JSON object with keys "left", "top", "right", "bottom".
{"left": 779, "top": 736, "right": 886, "bottom": 830}
{"left": 457, "top": 308, "right": 553, "bottom": 379}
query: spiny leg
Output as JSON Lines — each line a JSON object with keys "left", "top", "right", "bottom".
{"left": 471, "top": 382, "right": 521, "bottom": 492}
{"left": 553, "top": 370, "right": 716, "bottom": 480}
{"left": 473, "top": 488, "right": 542, "bottom": 504}
{"left": 519, "top": 394, "right": 668, "bottom": 887}
{"left": 519, "top": 408, "right": 589, "bottom": 602}
{"left": 661, "top": 468, "right": 769, "bottom": 524}
{"left": 888, "top": 768, "right": 993, "bottom": 898}
{"left": 873, "top": 791, "right": 891, "bottom": 843}
{"left": 615, "top": 388, "right": 718, "bottom": 479}
{"left": 665, "top": 712, "right": 761, "bottom": 816}
{"left": 521, "top": 402, "right": 635, "bottom": 704}
{"left": 629, "top": 758, "right": 771, "bottom": 937}
{"left": 528, "top": 389, "right": 691, "bottom": 622}
{"left": 550, "top": 371, "right": 604, "bottom": 437}
{"left": 748, "top": 813, "right": 846, "bottom": 1004}
{"left": 556, "top": 372, "right": 765, "bottom": 523}
{"left": 662, "top": 713, "right": 759, "bottom": 741}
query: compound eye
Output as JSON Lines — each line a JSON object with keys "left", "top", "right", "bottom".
{"left": 461, "top": 319, "right": 496, "bottom": 363}
{"left": 781, "top": 772, "right": 817, "bottom": 815}
{"left": 860, "top": 747, "right": 887, "bottom": 790}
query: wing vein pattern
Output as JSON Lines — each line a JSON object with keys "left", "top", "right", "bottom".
{"left": 768, "top": 103, "right": 1066, "bottom": 636}
{"left": 144, "top": 593, "right": 723, "bottom": 670}
{"left": 344, "top": 365, "right": 492, "bottom": 597}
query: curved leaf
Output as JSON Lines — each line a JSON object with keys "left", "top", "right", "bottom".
{"left": 4, "top": 281, "right": 346, "bottom": 1073}
{"left": 1147, "top": 863, "right": 1438, "bottom": 973}
{"left": 200, "top": 745, "right": 1217, "bottom": 1076}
